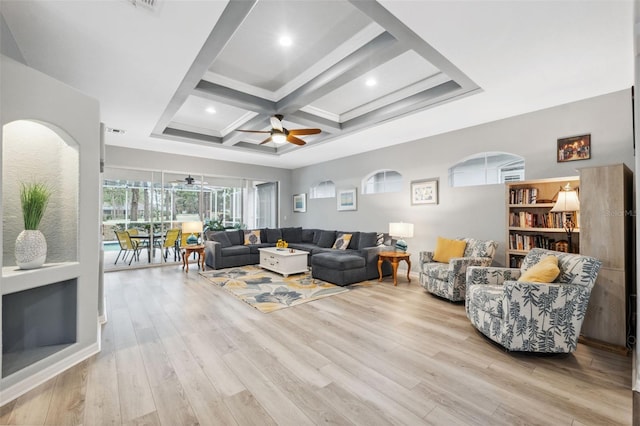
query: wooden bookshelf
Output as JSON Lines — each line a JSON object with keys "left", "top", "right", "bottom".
{"left": 505, "top": 176, "right": 579, "bottom": 267}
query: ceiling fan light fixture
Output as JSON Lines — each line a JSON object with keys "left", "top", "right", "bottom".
{"left": 278, "top": 35, "right": 293, "bottom": 47}
{"left": 272, "top": 131, "right": 287, "bottom": 144}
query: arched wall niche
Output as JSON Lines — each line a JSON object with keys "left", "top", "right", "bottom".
{"left": 2, "top": 119, "right": 79, "bottom": 266}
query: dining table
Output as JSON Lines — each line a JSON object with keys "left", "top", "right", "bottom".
{"left": 129, "top": 233, "right": 162, "bottom": 263}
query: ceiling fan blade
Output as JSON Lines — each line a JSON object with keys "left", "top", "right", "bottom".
{"left": 287, "top": 135, "right": 306, "bottom": 146}
{"left": 259, "top": 136, "right": 273, "bottom": 145}
{"left": 237, "top": 129, "right": 271, "bottom": 133}
{"left": 270, "top": 115, "right": 283, "bottom": 131}
{"left": 289, "top": 128, "right": 321, "bottom": 136}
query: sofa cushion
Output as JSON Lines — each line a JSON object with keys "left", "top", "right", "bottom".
{"left": 302, "top": 229, "right": 315, "bottom": 243}
{"left": 282, "top": 227, "right": 302, "bottom": 243}
{"left": 359, "top": 232, "right": 377, "bottom": 249}
{"left": 244, "top": 230, "right": 261, "bottom": 245}
{"left": 312, "top": 252, "right": 365, "bottom": 270}
{"left": 265, "top": 228, "right": 282, "bottom": 243}
{"left": 332, "top": 233, "right": 353, "bottom": 250}
{"left": 317, "top": 230, "right": 337, "bottom": 248}
{"left": 248, "top": 243, "right": 274, "bottom": 254}
{"left": 211, "top": 231, "right": 232, "bottom": 248}
{"left": 433, "top": 237, "right": 467, "bottom": 263}
{"left": 226, "top": 229, "right": 243, "bottom": 246}
{"left": 221, "top": 245, "right": 250, "bottom": 256}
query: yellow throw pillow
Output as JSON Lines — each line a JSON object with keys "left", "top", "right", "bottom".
{"left": 332, "top": 233, "right": 352, "bottom": 250}
{"left": 432, "top": 237, "right": 467, "bottom": 263}
{"left": 244, "top": 230, "right": 261, "bottom": 245}
{"left": 518, "top": 255, "right": 560, "bottom": 283}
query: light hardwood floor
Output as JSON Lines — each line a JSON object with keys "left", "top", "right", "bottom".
{"left": 0, "top": 265, "right": 632, "bottom": 425}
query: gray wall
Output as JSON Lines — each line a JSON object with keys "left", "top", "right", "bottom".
{"left": 104, "top": 145, "right": 294, "bottom": 226}
{"left": 290, "top": 89, "right": 635, "bottom": 267}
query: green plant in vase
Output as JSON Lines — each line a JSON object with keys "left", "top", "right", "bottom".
{"left": 15, "top": 182, "right": 51, "bottom": 269}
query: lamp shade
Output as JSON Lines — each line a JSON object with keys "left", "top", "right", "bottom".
{"left": 182, "top": 221, "right": 203, "bottom": 235}
{"left": 389, "top": 222, "right": 414, "bottom": 238}
{"left": 550, "top": 183, "right": 580, "bottom": 212}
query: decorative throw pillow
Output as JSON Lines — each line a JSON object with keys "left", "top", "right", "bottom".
{"left": 244, "top": 230, "right": 261, "bottom": 245}
{"left": 518, "top": 255, "right": 560, "bottom": 283}
{"left": 332, "top": 233, "right": 353, "bottom": 250}
{"left": 432, "top": 237, "right": 467, "bottom": 263}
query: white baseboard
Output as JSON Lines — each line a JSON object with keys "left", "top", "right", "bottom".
{"left": 0, "top": 342, "right": 100, "bottom": 406}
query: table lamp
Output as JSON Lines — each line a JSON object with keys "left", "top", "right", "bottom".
{"left": 550, "top": 183, "right": 580, "bottom": 253}
{"left": 389, "top": 222, "right": 414, "bottom": 252}
{"left": 182, "top": 221, "right": 203, "bottom": 245}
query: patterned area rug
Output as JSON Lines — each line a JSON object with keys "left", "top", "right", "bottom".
{"left": 199, "top": 265, "right": 349, "bottom": 313}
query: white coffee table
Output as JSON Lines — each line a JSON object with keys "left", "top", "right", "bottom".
{"left": 259, "top": 247, "right": 309, "bottom": 277}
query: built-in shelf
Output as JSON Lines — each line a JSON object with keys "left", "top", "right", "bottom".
{"left": 2, "top": 262, "right": 80, "bottom": 295}
{"left": 507, "top": 227, "right": 579, "bottom": 233}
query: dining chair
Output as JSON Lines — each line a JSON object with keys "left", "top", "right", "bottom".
{"left": 155, "top": 228, "right": 181, "bottom": 261}
{"left": 114, "top": 230, "right": 140, "bottom": 265}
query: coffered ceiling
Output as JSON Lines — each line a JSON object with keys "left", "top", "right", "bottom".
{"left": 0, "top": 1, "right": 633, "bottom": 169}
{"left": 153, "top": 0, "right": 479, "bottom": 156}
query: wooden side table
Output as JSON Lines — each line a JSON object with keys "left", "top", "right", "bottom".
{"left": 378, "top": 251, "right": 411, "bottom": 286}
{"left": 181, "top": 244, "right": 205, "bottom": 273}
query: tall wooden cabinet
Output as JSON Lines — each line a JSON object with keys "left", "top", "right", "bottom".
{"left": 505, "top": 176, "right": 580, "bottom": 267}
{"left": 579, "top": 164, "right": 633, "bottom": 351}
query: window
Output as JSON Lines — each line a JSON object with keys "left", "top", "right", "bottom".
{"left": 362, "top": 169, "right": 402, "bottom": 194}
{"left": 309, "top": 180, "right": 336, "bottom": 199}
{"left": 448, "top": 152, "right": 524, "bottom": 187}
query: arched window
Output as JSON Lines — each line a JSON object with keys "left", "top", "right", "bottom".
{"left": 362, "top": 169, "right": 403, "bottom": 194}
{"left": 309, "top": 180, "right": 336, "bottom": 199}
{"left": 448, "top": 152, "right": 524, "bottom": 187}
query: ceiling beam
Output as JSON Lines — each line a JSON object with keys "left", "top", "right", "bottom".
{"left": 193, "top": 80, "right": 276, "bottom": 114}
{"left": 276, "top": 32, "right": 407, "bottom": 114}
{"left": 150, "top": 0, "right": 258, "bottom": 136}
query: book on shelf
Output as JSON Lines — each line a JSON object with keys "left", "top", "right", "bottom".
{"left": 508, "top": 210, "right": 578, "bottom": 229}
{"left": 509, "top": 187, "right": 538, "bottom": 204}
{"left": 508, "top": 233, "right": 556, "bottom": 251}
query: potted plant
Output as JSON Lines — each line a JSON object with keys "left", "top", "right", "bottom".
{"left": 15, "top": 182, "right": 51, "bottom": 269}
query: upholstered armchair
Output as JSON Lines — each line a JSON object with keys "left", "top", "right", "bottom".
{"left": 419, "top": 238, "right": 498, "bottom": 301}
{"left": 465, "top": 248, "right": 602, "bottom": 353}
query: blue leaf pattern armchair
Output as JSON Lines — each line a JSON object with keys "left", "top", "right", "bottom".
{"left": 465, "top": 248, "right": 602, "bottom": 353}
{"left": 419, "top": 238, "right": 498, "bottom": 301}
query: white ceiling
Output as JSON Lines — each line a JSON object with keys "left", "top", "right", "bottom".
{"left": 0, "top": 0, "right": 633, "bottom": 170}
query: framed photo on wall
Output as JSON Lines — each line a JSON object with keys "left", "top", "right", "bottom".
{"left": 293, "top": 193, "right": 306, "bottom": 212}
{"left": 337, "top": 188, "right": 357, "bottom": 211}
{"left": 557, "top": 134, "right": 591, "bottom": 162}
{"left": 411, "top": 178, "right": 438, "bottom": 205}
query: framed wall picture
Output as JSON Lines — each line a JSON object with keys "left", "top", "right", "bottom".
{"left": 293, "top": 193, "right": 306, "bottom": 212}
{"left": 557, "top": 134, "right": 591, "bottom": 162}
{"left": 411, "top": 178, "right": 438, "bottom": 205}
{"left": 337, "top": 188, "right": 357, "bottom": 211}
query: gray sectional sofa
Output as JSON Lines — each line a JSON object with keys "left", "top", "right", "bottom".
{"left": 203, "top": 227, "right": 392, "bottom": 286}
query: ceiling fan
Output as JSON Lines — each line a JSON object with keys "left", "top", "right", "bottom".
{"left": 171, "top": 175, "right": 208, "bottom": 185}
{"left": 237, "top": 114, "right": 321, "bottom": 146}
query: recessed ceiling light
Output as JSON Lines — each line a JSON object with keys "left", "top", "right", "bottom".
{"left": 205, "top": 107, "right": 216, "bottom": 114}
{"left": 279, "top": 35, "right": 293, "bottom": 47}
{"left": 365, "top": 78, "right": 377, "bottom": 87}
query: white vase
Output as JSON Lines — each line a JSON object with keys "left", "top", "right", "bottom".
{"left": 15, "top": 229, "right": 47, "bottom": 269}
